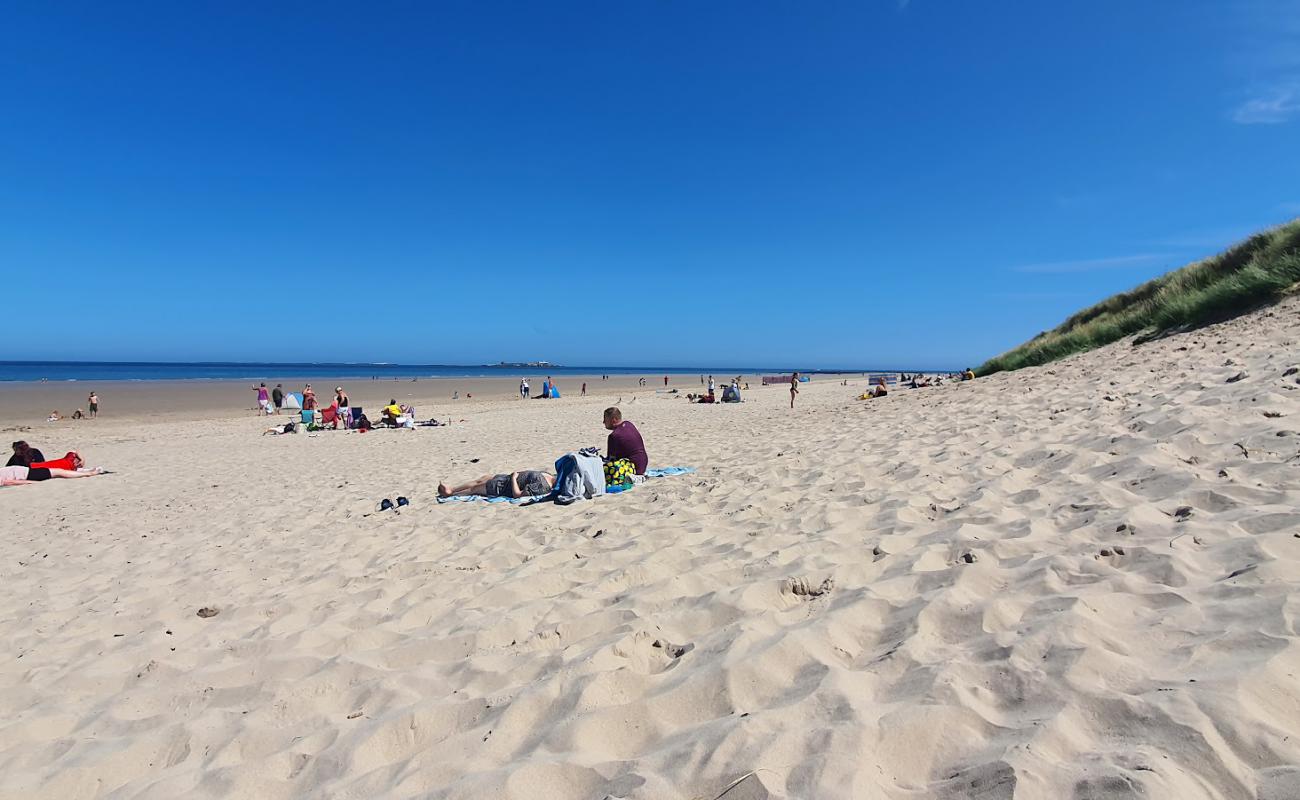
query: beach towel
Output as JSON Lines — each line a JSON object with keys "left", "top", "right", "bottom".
{"left": 437, "top": 466, "right": 695, "bottom": 504}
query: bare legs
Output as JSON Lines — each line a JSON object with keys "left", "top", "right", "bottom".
{"left": 48, "top": 468, "right": 103, "bottom": 478}
{"left": 438, "top": 474, "right": 495, "bottom": 498}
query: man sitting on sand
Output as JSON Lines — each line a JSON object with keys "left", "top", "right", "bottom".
{"left": 438, "top": 469, "right": 556, "bottom": 499}
{"left": 604, "top": 406, "right": 648, "bottom": 475}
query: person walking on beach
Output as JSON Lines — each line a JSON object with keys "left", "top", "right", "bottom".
{"left": 253, "top": 383, "right": 271, "bottom": 415}
{"left": 272, "top": 384, "right": 284, "bottom": 414}
{"left": 790, "top": 372, "right": 800, "bottom": 409}
{"left": 87, "top": 392, "right": 99, "bottom": 418}
{"left": 664, "top": 375, "right": 669, "bottom": 387}
{"left": 521, "top": 378, "right": 530, "bottom": 399}
{"left": 581, "top": 382, "right": 587, "bottom": 396}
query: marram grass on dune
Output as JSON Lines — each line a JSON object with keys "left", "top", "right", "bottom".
{"left": 979, "top": 218, "right": 1300, "bottom": 376}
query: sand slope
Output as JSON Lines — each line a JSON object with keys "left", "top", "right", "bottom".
{"left": 2, "top": 300, "right": 1300, "bottom": 799}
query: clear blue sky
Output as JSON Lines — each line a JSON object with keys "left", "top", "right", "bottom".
{"left": 3, "top": 1, "right": 1298, "bottom": 369}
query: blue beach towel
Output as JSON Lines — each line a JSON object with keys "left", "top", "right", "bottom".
{"left": 436, "top": 466, "right": 695, "bottom": 504}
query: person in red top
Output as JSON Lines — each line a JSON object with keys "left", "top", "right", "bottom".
{"left": 30, "top": 451, "right": 84, "bottom": 471}
{"left": 603, "top": 406, "right": 648, "bottom": 475}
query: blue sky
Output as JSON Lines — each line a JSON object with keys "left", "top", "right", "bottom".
{"left": 2, "top": 1, "right": 1298, "bottom": 370}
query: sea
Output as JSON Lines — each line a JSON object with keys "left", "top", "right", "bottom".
{"left": 0, "top": 362, "right": 871, "bottom": 383}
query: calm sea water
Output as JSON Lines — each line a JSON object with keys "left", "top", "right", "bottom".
{"left": 0, "top": 362, "right": 858, "bottom": 383}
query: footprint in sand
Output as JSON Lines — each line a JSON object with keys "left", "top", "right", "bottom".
{"left": 611, "top": 631, "right": 693, "bottom": 674}
{"left": 781, "top": 577, "right": 834, "bottom": 598}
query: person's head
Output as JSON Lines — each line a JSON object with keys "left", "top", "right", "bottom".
{"left": 793, "top": 371, "right": 800, "bottom": 378}
{"left": 260, "top": 382, "right": 266, "bottom": 388}
{"left": 878, "top": 376, "right": 886, "bottom": 385}
{"left": 335, "top": 387, "right": 343, "bottom": 393}
{"left": 276, "top": 383, "right": 282, "bottom": 388}
{"left": 390, "top": 399, "right": 397, "bottom": 405}
{"left": 603, "top": 406, "right": 623, "bottom": 430}
{"left": 11, "top": 441, "right": 29, "bottom": 459}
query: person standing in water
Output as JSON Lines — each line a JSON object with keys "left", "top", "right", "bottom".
{"left": 790, "top": 372, "right": 800, "bottom": 409}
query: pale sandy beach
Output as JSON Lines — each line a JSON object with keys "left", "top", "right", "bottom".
{"left": 0, "top": 374, "right": 760, "bottom": 427}
{"left": 2, "top": 300, "right": 1299, "bottom": 799}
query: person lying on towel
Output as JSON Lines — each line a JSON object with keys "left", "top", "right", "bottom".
{"left": 438, "top": 469, "right": 556, "bottom": 499}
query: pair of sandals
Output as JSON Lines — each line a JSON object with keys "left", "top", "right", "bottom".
{"left": 378, "top": 496, "right": 410, "bottom": 513}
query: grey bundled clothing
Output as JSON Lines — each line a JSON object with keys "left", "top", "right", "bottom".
{"left": 550, "top": 451, "right": 605, "bottom": 505}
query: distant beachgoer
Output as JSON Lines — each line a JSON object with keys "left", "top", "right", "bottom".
{"left": 382, "top": 400, "right": 403, "bottom": 425}
{"left": 873, "top": 377, "right": 889, "bottom": 398}
{"left": 963, "top": 368, "right": 976, "bottom": 381}
{"left": 47, "top": 410, "right": 61, "bottom": 423}
{"left": 30, "top": 451, "right": 86, "bottom": 471}
{"left": 272, "top": 384, "right": 284, "bottom": 413}
{"left": 254, "top": 383, "right": 271, "bottom": 415}
{"left": 438, "top": 469, "right": 556, "bottom": 499}
{"left": 700, "top": 375, "right": 705, "bottom": 385}
{"left": 708, "top": 375, "right": 715, "bottom": 395}
{"left": 88, "top": 392, "right": 99, "bottom": 418}
{"left": 2, "top": 464, "right": 105, "bottom": 486}
{"left": 603, "top": 406, "right": 648, "bottom": 475}
{"left": 303, "top": 384, "right": 317, "bottom": 410}
{"left": 72, "top": 409, "right": 84, "bottom": 419}
{"left": 581, "top": 382, "right": 587, "bottom": 396}
{"left": 335, "top": 387, "right": 349, "bottom": 408}
{"left": 664, "top": 376, "right": 669, "bottom": 386}
{"left": 790, "top": 372, "right": 800, "bottom": 409}
{"left": 521, "top": 378, "right": 529, "bottom": 399}
{"left": 7, "top": 442, "right": 45, "bottom": 467}
{"left": 264, "top": 421, "right": 297, "bottom": 436}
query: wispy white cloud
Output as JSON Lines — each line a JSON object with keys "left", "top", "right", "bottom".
{"left": 988, "top": 291, "right": 1085, "bottom": 302}
{"left": 1228, "top": 2, "right": 1300, "bottom": 123}
{"left": 1232, "top": 83, "right": 1300, "bottom": 124}
{"left": 1010, "top": 253, "right": 1172, "bottom": 275}
{"left": 1150, "top": 225, "right": 1267, "bottom": 250}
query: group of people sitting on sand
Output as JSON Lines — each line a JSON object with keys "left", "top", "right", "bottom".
{"left": 263, "top": 389, "right": 425, "bottom": 434}
{"left": 2, "top": 441, "right": 107, "bottom": 486}
{"left": 437, "top": 407, "right": 647, "bottom": 499}
{"left": 687, "top": 375, "right": 744, "bottom": 404}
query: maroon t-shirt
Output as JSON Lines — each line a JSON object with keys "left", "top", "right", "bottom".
{"left": 607, "top": 420, "right": 648, "bottom": 474}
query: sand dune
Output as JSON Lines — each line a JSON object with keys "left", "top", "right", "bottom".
{"left": 3, "top": 300, "right": 1300, "bottom": 799}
